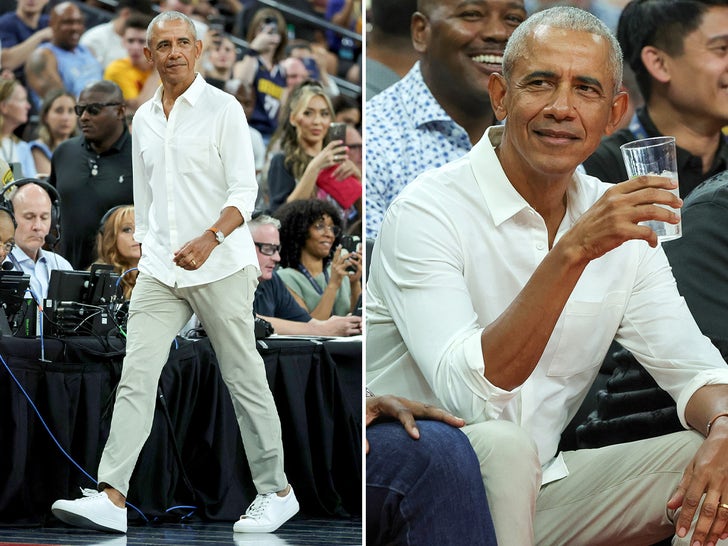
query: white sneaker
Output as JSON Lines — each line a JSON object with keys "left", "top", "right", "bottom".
{"left": 233, "top": 486, "right": 299, "bottom": 533}
{"left": 51, "top": 488, "right": 127, "bottom": 533}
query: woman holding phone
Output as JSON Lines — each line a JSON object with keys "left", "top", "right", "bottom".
{"left": 266, "top": 81, "right": 361, "bottom": 224}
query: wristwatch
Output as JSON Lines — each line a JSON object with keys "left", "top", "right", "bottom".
{"left": 207, "top": 227, "right": 225, "bottom": 244}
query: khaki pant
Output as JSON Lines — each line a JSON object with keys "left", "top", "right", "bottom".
{"left": 464, "top": 421, "right": 727, "bottom": 546}
{"left": 98, "top": 266, "right": 287, "bottom": 497}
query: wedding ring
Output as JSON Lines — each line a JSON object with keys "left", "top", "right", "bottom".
{"left": 191, "top": 259, "right": 196, "bottom": 266}
{"left": 720, "top": 503, "right": 728, "bottom": 510}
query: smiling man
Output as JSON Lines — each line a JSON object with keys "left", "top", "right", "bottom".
{"left": 583, "top": 0, "right": 728, "bottom": 199}
{"left": 365, "top": 0, "right": 527, "bottom": 237}
{"left": 48, "top": 80, "right": 133, "bottom": 270}
{"left": 367, "top": 7, "right": 728, "bottom": 546}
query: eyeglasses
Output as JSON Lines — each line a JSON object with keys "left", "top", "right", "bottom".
{"left": 1, "top": 241, "right": 13, "bottom": 253}
{"left": 312, "top": 222, "right": 341, "bottom": 237}
{"left": 254, "top": 242, "right": 281, "bottom": 256}
{"left": 74, "top": 102, "right": 122, "bottom": 116}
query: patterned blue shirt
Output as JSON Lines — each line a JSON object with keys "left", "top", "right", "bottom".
{"left": 365, "top": 62, "right": 472, "bottom": 238}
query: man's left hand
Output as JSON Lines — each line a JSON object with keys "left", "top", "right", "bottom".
{"left": 173, "top": 232, "right": 218, "bottom": 270}
{"left": 668, "top": 424, "right": 728, "bottom": 545}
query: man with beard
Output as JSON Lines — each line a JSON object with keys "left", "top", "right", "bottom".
{"left": 365, "top": 0, "right": 527, "bottom": 238}
{"left": 24, "top": 2, "right": 102, "bottom": 109}
{"left": 48, "top": 80, "right": 132, "bottom": 270}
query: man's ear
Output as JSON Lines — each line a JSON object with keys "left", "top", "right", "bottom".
{"left": 488, "top": 73, "right": 509, "bottom": 122}
{"left": 605, "top": 90, "right": 629, "bottom": 136}
{"left": 641, "top": 45, "right": 671, "bottom": 84}
{"left": 411, "top": 12, "right": 429, "bottom": 54}
{"left": 144, "top": 46, "right": 152, "bottom": 64}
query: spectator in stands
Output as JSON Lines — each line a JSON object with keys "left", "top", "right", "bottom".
{"left": 159, "top": 0, "right": 210, "bottom": 38}
{"left": 0, "top": 78, "right": 36, "bottom": 178}
{"left": 29, "top": 89, "right": 77, "bottom": 177}
{"left": 274, "top": 198, "right": 361, "bottom": 319}
{"left": 249, "top": 213, "right": 362, "bottom": 336}
{"left": 324, "top": 0, "right": 361, "bottom": 78}
{"left": 0, "top": 204, "right": 15, "bottom": 263}
{"left": 7, "top": 182, "right": 71, "bottom": 298}
{"left": 582, "top": 0, "right": 728, "bottom": 199}
{"left": 267, "top": 82, "right": 359, "bottom": 221}
{"left": 48, "top": 80, "right": 133, "bottom": 270}
{"left": 286, "top": 38, "right": 339, "bottom": 98}
{"left": 365, "top": 0, "right": 418, "bottom": 100}
{"left": 25, "top": 2, "right": 103, "bottom": 108}
{"left": 365, "top": 0, "right": 526, "bottom": 238}
{"left": 104, "top": 13, "right": 157, "bottom": 114}
{"left": 201, "top": 32, "right": 237, "bottom": 90}
{"left": 0, "top": 0, "right": 52, "bottom": 81}
{"left": 94, "top": 204, "right": 138, "bottom": 300}
{"left": 332, "top": 93, "right": 360, "bottom": 128}
{"left": 366, "top": 393, "right": 498, "bottom": 546}
{"left": 367, "top": 7, "right": 728, "bottom": 545}
{"left": 344, "top": 124, "right": 361, "bottom": 172}
{"left": 232, "top": 7, "right": 287, "bottom": 143}
{"left": 281, "top": 55, "right": 308, "bottom": 94}
{"left": 80, "top": 0, "right": 154, "bottom": 70}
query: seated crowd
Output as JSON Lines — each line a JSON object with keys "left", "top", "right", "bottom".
{"left": 0, "top": 0, "right": 363, "bottom": 339}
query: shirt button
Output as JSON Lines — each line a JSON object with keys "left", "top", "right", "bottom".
{"left": 536, "top": 242, "right": 545, "bottom": 250}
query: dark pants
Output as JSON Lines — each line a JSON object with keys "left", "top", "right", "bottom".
{"left": 366, "top": 420, "right": 497, "bottom": 546}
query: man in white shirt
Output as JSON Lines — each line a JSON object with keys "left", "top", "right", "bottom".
{"left": 51, "top": 11, "right": 298, "bottom": 536}
{"left": 367, "top": 7, "right": 728, "bottom": 546}
{"left": 6, "top": 181, "right": 71, "bottom": 300}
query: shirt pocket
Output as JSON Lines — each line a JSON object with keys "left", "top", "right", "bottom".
{"left": 177, "top": 136, "right": 211, "bottom": 174}
{"left": 545, "top": 292, "right": 625, "bottom": 377}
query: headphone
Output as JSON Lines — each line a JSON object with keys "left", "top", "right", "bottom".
{"left": 1, "top": 178, "right": 62, "bottom": 244}
{"left": 98, "top": 204, "right": 128, "bottom": 235}
{"left": 0, "top": 204, "right": 16, "bottom": 229}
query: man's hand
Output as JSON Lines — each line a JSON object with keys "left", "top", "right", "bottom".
{"left": 314, "top": 314, "right": 362, "bottom": 336}
{"left": 668, "top": 423, "right": 728, "bottom": 545}
{"left": 173, "top": 232, "right": 218, "bottom": 270}
{"left": 561, "top": 174, "right": 682, "bottom": 264}
{"left": 366, "top": 395, "right": 465, "bottom": 454}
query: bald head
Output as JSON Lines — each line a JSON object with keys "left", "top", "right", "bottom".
{"left": 50, "top": 2, "right": 84, "bottom": 49}
{"left": 11, "top": 184, "right": 52, "bottom": 260}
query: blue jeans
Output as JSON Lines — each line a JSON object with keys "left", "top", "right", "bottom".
{"left": 366, "top": 420, "right": 497, "bottom": 546}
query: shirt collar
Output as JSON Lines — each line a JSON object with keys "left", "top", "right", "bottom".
{"left": 151, "top": 73, "right": 206, "bottom": 111}
{"left": 470, "top": 125, "right": 590, "bottom": 227}
{"left": 403, "top": 62, "right": 460, "bottom": 129}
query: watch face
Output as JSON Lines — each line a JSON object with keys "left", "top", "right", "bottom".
{"left": 216, "top": 231, "right": 224, "bottom": 243}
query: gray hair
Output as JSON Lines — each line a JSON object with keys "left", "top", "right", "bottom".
{"left": 146, "top": 11, "right": 197, "bottom": 46}
{"left": 248, "top": 214, "right": 281, "bottom": 232}
{"left": 502, "top": 6, "right": 623, "bottom": 94}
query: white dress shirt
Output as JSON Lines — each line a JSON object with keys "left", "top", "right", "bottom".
{"left": 366, "top": 125, "right": 728, "bottom": 483}
{"left": 132, "top": 74, "right": 259, "bottom": 288}
{"left": 10, "top": 245, "right": 73, "bottom": 299}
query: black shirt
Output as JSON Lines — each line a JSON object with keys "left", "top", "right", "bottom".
{"left": 582, "top": 106, "right": 728, "bottom": 199}
{"left": 48, "top": 128, "right": 133, "bottom": 270}
{"left": 254, "top": 271, "right": 311, "bottom": 323}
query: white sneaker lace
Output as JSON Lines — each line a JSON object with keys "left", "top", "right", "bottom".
{"left": 77, "top": 487, "right": 103, "bottom": 501}
{"left": 242, "top": 493, "right": 274, "bottom": 520}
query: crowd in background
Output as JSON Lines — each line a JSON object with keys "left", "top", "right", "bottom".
{"left": 0, "top": 0, "right": 362, "bottom": 331}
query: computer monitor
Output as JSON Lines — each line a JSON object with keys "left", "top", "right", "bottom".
{"left": 0, "top": 271, "right": 30, "bottom": 336}
{"left": 44, "top": 266, "right": 120, "bottom": 336}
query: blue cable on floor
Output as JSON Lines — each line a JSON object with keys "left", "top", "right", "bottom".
{"left": 0, "top": 351, "right": 152, "bottom": 522}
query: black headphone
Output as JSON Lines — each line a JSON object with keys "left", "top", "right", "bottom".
{"left": 1, "top": 178, "right": 61, "bottom": 244}
{"left": 98, "top": 204, "right": 129, "bottom": 235}
{"left": 0, "top": 204, "right": 16, "bottom": 229}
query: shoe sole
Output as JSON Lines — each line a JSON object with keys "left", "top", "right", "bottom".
{"left": 233, "top": 501, "right": 300, "bottom": 534}
{"left": 52, "top": 506, "right": 127, "bottom": 534}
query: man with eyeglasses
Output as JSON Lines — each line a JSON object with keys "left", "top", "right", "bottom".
{"left": 250, "top": 214, "right": 362, "bottom": 337}
{"left": 48, "top": 80, "right": 133, "bottom": 270}
{"left": 0, "top": 205, "right": 15, "bottom": 264}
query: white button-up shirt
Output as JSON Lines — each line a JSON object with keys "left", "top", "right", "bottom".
{"left": 366, "top": 125, "right": 728, "bottom": 483}
{"left": 132, "top": 74, "right": 259, "bottom": 287}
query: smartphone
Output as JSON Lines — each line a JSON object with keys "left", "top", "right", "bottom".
{"left": 327, "top": 122, "right": 347, "bottom": 145}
